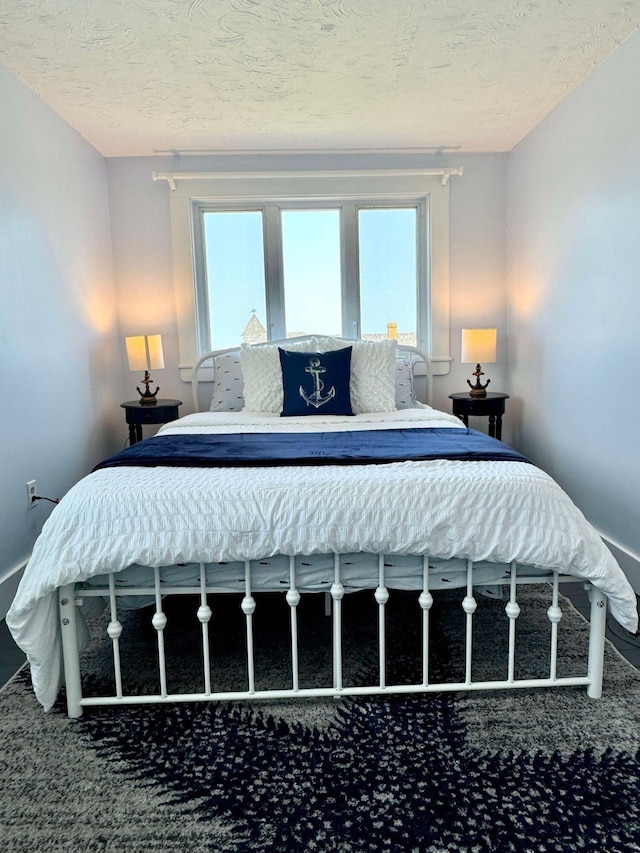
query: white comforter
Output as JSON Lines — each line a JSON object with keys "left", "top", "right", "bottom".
{"left": 8, "top": 408, "right": 638, "bottom": 711}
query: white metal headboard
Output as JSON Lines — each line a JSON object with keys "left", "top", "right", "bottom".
{"left": 191, "top": 337, "right": 433, "bottom": 413}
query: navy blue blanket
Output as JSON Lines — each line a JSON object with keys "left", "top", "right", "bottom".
{"left": 93, "top": 428, "right": 529, "bottom": 471}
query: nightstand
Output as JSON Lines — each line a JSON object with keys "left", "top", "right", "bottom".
{"left": 120, "top": 399, "right": 182, "bottom": 446}
{"left": 449, "top": 392, "right": 509, "bottom": 440}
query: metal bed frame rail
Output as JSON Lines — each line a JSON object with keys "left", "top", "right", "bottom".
{"left": 58, "top": 556, "right": 608, "bottom": 719}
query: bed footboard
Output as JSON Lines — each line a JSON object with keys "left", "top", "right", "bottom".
{"left": 58, "top": 557, "right": 608, "bottom": 719}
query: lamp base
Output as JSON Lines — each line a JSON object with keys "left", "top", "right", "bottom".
{"left": 467, "top": 364, "right": 490, "bottom": 397}
{"left": 137, "top": 371, "right": 159, "bottom": 405}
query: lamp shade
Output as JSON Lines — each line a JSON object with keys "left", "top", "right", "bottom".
{"left": 125, "top": 335, "right": 164, "bottom": 372}
{"left": 461, "top": 329, "right": 497, "bottom": 365}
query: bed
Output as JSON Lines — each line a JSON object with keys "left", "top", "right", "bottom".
{"left": 7, "top": 336, "right": 638, "bottom": 718}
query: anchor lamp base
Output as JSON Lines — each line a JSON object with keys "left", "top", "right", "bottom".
{"left": 137, "top": 371, "right": 160, "bottom": 405}
{"left": 467, "top": 363, "right": 490, "bottom": 398}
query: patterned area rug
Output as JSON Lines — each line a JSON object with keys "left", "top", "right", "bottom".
{"left": 2, "top": 588, "right": 640, "bottom": 852}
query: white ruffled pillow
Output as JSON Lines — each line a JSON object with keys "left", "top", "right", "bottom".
{"left": 318, "top": 337, "right": 397, "bottom": 414}
{"left": 241, "top": 337, "right": 398, "bottom": 414}
{"left": 241, "top": 338, "right": 324, "bottom": 413}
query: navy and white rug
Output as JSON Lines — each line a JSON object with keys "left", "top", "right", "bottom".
{"left": 2, "top": 590, "right": 640, "bottom": 852}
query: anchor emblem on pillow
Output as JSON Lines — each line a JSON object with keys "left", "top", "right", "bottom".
{"left": 299, "top": 357, "right": 336, "bottom": 409}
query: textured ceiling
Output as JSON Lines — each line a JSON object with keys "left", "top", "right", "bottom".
{"left": 1, "top": 0, "right": 639, "bottom": 157}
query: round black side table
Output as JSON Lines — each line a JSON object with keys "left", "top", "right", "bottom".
{"left": 449, "top": 392, "right": 509, "bottom": 440}
{"left": 120, "top": 399, "right": 183, "bottom": 446}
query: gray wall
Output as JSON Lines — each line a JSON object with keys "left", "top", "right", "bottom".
{"left": 0, "top": 64, "right": 122, "bottom": 587}
{"left": 507, "top": 28, "right": 640, "bottom": 570}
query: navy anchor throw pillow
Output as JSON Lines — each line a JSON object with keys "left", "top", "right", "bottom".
{"left": 279, "top": 347, "right": 354, "bottom": 417}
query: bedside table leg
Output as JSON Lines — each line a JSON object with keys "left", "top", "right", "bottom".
{"left": 488, "top": 414, "right": 496, "bottom": 438}
{"left": 128, "top": 424, "right": 140, "bottom": 446}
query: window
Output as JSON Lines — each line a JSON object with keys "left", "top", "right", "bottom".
{"left": 165, "top": 169, "right": 457, "bottom": 378}
{"left": 194, "top": 203, "right": 421, "bottom": 351}
{"left": 358, "top": 207, "right": 417, "bottom": 344}
{"left": 281, "top": 209, "right": 342, "bottom": 341}
{"left": 198, "top": 210, "right": 267, "bottom": 350}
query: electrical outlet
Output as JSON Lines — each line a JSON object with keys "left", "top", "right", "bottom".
{"left": 26, "top": 480, "right": 37, "bottom": 509}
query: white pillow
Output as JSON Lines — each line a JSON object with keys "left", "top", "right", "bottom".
{"left": 241, "top": 338, "right": 324, "bottom": 412}
{"left": 319, "top": 337, "right": 397, "bottom": 413}
{"left": 241, "top": 337, "right": 397, "bottom": 414}
{"left": 209, "top": 351, "right": 245, "bottom": 412}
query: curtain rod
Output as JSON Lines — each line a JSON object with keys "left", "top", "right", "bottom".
{"left": 152, "top": 167, "right": 464, "bottom": 191}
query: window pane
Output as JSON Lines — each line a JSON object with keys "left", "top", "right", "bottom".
{"left": 202, "top": 211, "right": 267, "bottom": 349}
{"left": 281, "top": 210, "right": 342, "bottom": 337}
{"left": 358, "top": 208, "right": 417, "bottom": 346}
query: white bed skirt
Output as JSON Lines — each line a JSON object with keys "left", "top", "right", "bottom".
{"left": 79, "top": 552, "right": 535, "bottom": 609}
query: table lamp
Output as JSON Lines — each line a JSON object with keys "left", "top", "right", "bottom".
{"left": 125, "top": 334, "right": 164, "bottom": 405}
{"left": 461, "top": 329, "right": 496, "bottom": 398}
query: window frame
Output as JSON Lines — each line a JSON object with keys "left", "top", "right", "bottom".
{"left": 166, "top": 170, "right": 454, "bottom": 380}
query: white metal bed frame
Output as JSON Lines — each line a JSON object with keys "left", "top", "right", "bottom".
{"left": 56, "top": 339, "right": 609, "bottom": 718}
{"left": 59, "top": 559, "right": 608, "bottom": 719}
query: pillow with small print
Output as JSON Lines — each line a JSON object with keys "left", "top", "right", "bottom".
{"left": 209, "top": 351, "right": 245, "bottom": 411}
{"left": 279, "top": 347, "right": 354, "bottom": 417}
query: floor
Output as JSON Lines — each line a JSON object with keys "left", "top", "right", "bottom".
{"left": 1, "top": 583, "right": 639, "bottom": 691}
{"left": 564, "top": 582, "right": 640, "bottom": 668}
{"left": 0, "top": 618, "right": 28, "bottom": 689}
